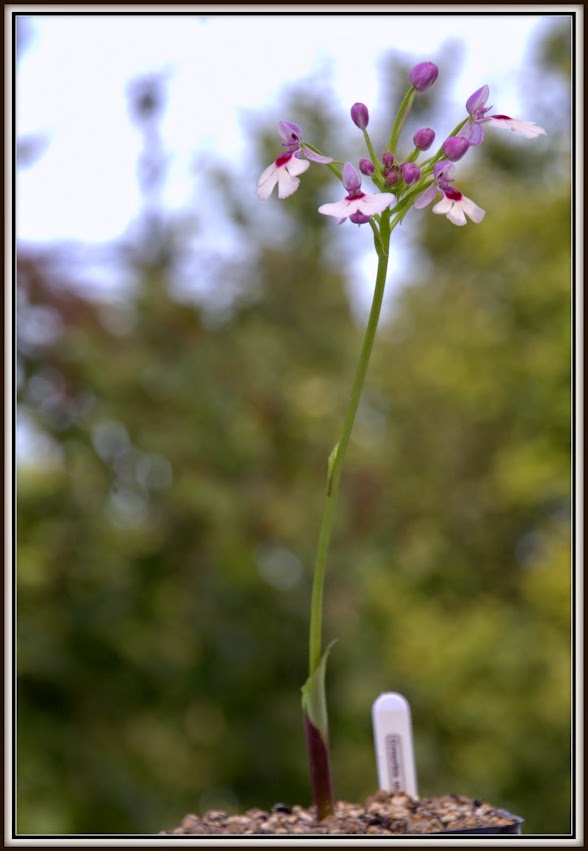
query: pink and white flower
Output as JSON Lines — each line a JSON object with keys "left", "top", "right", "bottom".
{"left": 429, "top": 189, "right": 486, "bottom": 227}
{"left": 459, "top": 85, "right": 546, "bottom": 146}
{"left": 256, "top": 121, "right": 333, "bottom": 200}
{"left": 257, "top": 154, "right": 310, "bottom": 200}
{"left": 484, "top": 114, "right": 548, "bottom": 139}
{"left": 414, "top": 161, "right": 485, "bottom": 227}
{"left": 318, "top": 162, "right": 394, "bottom": 225}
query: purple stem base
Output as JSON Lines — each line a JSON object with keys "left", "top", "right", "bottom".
{"left": 303, "top": 712, "right": 334, "bottom": 820}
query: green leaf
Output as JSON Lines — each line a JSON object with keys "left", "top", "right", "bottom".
{"left": 301, "top": 640, "right": 337, "bottom": 740}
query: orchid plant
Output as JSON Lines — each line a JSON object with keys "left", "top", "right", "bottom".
{"left": 257, "top": 62, "right": 545, "bottom": 820}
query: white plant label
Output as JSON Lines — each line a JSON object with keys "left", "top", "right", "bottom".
{"left": 372, "top": 692, "right": 418, "bottom": 797}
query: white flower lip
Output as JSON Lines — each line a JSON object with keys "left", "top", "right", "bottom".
{"left": 432, "top": 192, "right": 485, "bottom": 227}
{"left": 318, "top": 191, "right": 394, "bottom": 222}
{"left": 256, "top": 155, "right": 310, "bottom": 200}
{"left": 486, "top": 116, "right": 547, "bottom": 139}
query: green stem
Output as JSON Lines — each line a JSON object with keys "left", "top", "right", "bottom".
{"left": 362, "top": 129, "right": 383, "bottom": 184}
{"left": 388, "top": 87, "right": 416, "bottom": 154}
{"left": 308, "top": 212, "right": 391, "bottom": 675}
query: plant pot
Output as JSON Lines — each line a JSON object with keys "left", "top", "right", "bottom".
{"left": 162, "top": 792, "right": 523, "bottom": 836}
{"left": 432, "top": 815, "right": 523, "bottom": 835}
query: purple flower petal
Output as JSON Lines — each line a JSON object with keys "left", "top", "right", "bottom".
{"left": 342, "top": 162, "right": 362, "bottom": 193}
{"left": 413, "top": 183, "right": 437, "bottom": 209}
{"left": 277, "top": 121, "right": 303, "bottom": 144}
{"left": 465, "top": 85, "right": 490, "bottom": 117}
{"left": 302, "top": 146, "right": 333, "bottom": 164}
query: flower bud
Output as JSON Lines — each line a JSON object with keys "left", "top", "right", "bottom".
{"left": 442, "top": 136, "right": 470, "bottom": 162}
{"left": 385, "top": 167, "right": 400, "bottom": 186}
{"left": 400, "top": 162, "right": 421, "bottom": 185}
{"left": 413, "top": 127, "right": 435, "bottom": 151}
{"left": 408, "top": 61, "right": 439, "bottom": 93}
{"left": 359, "top": 157, "right": 375, "bottom": 176}
{"left": 350, "top": 102, "right": 369, "bottom": 130}
{"left": 382, "top": 151, "right": 395, "bottom": 169}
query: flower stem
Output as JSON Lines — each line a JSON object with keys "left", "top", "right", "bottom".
{"left": 362, "top": 129, "right": 383, "bottom": 184}
{"left": 303, "top": 211, "right": 392, "bottom": 816}
{"left": 308, "top": 213, "right": 390, "bottom": 672}
{"left": 388, "top": 87, "right": 416, "bottom": 154}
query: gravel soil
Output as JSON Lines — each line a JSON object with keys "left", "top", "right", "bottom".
{"left": 162, "top": 790, "right": 522, "bottom": 836}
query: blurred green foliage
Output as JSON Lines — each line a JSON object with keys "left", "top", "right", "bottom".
{"left": 17, "top": 29, "right": 572, "bottom": 836}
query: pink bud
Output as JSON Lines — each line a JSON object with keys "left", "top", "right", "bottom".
{"left": 408, "top": 62, "right": 439, "bottom": 93}
{"left": 385, "top": 167, "right": 400, "bottom": 186}
{"left": 413, "top": 127, "right": 435, "bottom": 151}
{"left": 400, "top": 162, "right": 421, "bottom": 185}
{"left": 359, "top": 158, "right": 375, "bottom": 176}
{"left": 382, "top": 151, "right": 395, "bottom": 169}
{"left": 350, "top": 102, "right": 369, "bottom": 130}
{"left": 442, "top": 136, "right": 470, "bottom": 162}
